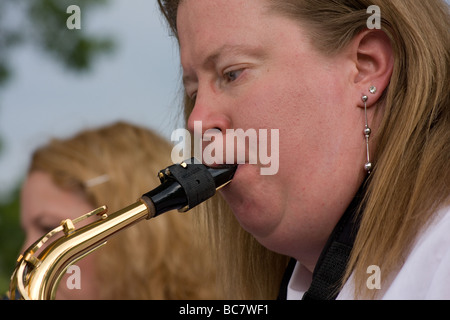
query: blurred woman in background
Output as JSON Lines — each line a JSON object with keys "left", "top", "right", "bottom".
{"left": 20, "top": 121, "right": 217, "bottom": 299}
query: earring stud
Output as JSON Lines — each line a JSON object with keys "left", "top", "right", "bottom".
{"left": 369, "top": 86, "right": 377, "bottom": 94}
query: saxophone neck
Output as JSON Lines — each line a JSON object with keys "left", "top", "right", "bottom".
{"left": 10, "top": 202, "right": 151, "bottom": 300}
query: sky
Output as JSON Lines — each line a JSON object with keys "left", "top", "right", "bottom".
{"left": 0, "top": 0, "right": 183, "bottom": 198}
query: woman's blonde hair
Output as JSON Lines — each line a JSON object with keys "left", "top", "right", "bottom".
{"left": 158, "top": 0, "right": 450, "bottom": 299}
{"left": 29, "top": 121, "right": 218, "bottom": 299}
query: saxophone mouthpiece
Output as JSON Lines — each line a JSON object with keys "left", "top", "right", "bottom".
{"left": 207, "top": 163, "right": 238, "bottom": 190}
{"left": 142, "top": 158, "right": 237, "bottom": 216}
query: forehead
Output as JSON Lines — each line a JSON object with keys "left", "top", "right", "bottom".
{"left": 21, "top": 171, "right": 89, "bottom": 220}
{"left": 177, "top": 0, "right": 269, "bottom": 23}
{"left": 176, "top": 0, "right": 273, "bottom": 56}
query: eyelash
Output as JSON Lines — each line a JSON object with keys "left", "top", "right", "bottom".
{"left": 187, "top": 68, "right": 245, "bottom": 101}
{"left": 223, "top": 69, "right": 243, "bottom": 83}
{"left": 38, "top": 223, "right": 57, "bottom": 234}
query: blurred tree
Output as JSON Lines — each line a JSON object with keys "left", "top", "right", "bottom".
{"left": 27, "top": 0, "right": 114, "bottom": 71}
{"left": 0, "top": 0, "right": 114, "bottom": 85}
{"left": 0, "top": 0, "right": 115, "bottom": 296}
{"left": 0, "top": 188, "right": 23, "bottom": 295}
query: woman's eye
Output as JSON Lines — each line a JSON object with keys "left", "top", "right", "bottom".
{"left": 224, "top": 69, "right": 243, "bottom": 82}
{"left": 37, "top": 223, "right": 57, "bottom": 234}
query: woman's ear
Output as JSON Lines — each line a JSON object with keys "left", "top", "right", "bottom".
{"left": 350, "top": 29, "right": 394, "bottom": 108}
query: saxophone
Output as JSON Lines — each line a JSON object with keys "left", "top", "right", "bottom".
{"left": 9, "top": 159, "right": 237, "bottom": 300}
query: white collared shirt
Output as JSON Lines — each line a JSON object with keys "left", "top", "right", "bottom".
{"left": 287, "top": 205, "right": 450, "bottom": 300}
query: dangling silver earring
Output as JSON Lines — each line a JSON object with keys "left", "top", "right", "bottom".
{"left": 362, "top": 94, "right": 372, "bottom": 173}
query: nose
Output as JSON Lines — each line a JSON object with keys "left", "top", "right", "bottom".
{"left": 186, "top": 90, "right": 233, "bottom": 166}
{"left": 187, "top": 92, "right": 232, "bottom": 136}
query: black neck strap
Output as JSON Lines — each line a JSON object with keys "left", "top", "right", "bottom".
{"left": 278, "top": 183, "right": 365, "bottom": 300}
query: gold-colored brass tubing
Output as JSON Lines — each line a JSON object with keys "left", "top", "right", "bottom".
{"left": 16, "top": 200, "right": 153, "bottom": 300}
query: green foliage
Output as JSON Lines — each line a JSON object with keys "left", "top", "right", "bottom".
{"left": 0, "top": 188, "right": 24, "bottom": 295}
{"left": 0, "top": 0, "right": 115, "bottom": 86}
{"left": 28, "top": 0, "right": 114, "bottom": 71}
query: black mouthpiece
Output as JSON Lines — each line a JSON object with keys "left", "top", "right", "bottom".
{"left": 142, "top": 158, "right": 237, "bottom": 217}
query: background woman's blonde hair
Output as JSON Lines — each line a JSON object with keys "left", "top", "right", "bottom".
{"left": 158, "top": 0, "right": 450, "bottom": 299}
{"left": 29, "top": 121, "right": 218, "bottom": 299}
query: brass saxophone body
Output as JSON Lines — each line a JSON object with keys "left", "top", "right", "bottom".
{"left": 9, "top": 159, "right": 236, "bottom": 300}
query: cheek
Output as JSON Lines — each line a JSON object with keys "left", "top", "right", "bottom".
{"left": 238, "top": 73, "right": 326, "bottom": 165}
{"left": 22, "top": 232, "right": 40, "bottom": 252}
{"left": 237, "top": 62, "right": 333, "bottom": 131}
{"left": 220, "top": 164, "right": 287, "bottom": 237}
{"left": 56, "top": 253, "right": 98, "bottom": 299}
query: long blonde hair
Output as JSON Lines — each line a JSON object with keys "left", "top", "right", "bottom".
{"left": 29, "top": 121, "right": 218, "bottom": 299}
{"left": 158, "top": 0, "right": 450, "bottom": 299}
{"left": 271, "top": 0, "right": 450, "bottom": 298}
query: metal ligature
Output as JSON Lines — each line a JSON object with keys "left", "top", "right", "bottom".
{"left": 9, "top": 158, "right": 237, "bottom": 300}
